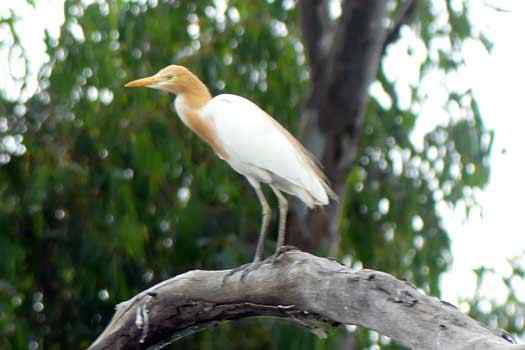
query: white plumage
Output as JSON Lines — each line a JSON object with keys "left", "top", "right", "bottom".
{"left": 201, "top": 94, "right": 332, "bottom": 208}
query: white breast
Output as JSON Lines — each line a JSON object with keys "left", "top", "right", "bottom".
{"left": 174, "top": 95, "right": 190, "bottom": 126}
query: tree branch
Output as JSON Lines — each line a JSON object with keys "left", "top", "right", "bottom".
{"left": 88, "top": 249, "right": 522, "bottom": 350}
{"left": 382, "top": 0, "right": 418, "bottom": 54}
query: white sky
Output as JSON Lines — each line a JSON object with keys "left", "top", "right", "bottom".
{"left": 0, "top": 0, "right": 63, "bottom": 100}
{"left": 1, "top": 0, "right": 525, "bottom": 309}
{"left": 439, "top": 1, "right": 525, "bottom": 306}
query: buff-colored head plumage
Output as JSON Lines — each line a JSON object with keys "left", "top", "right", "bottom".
{"left": 125, "top": 65, "right": 209, "bottom": 96}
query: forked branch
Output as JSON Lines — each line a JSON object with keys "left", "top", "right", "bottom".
{"left": 88, "top": 249, "right": 522, "bottom": 350}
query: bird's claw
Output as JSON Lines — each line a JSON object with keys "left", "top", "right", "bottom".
{"left": 240, "top": 261, "right": 264, "bottom": 281}
{"left": 223, "top": 261, "right": 264, "bottom": 284}
{"left": 273, "top": 244, "right": 298, "bottom": 257}
{"left": 222, "top": 247, "right": 298, "bottom": 285}
{"left": 268, "top": 254, "right": 279, "bottom": 265}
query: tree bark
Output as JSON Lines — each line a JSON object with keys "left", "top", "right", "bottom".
{"left": 88, "top": 249, "right": 521, "bottom": 350}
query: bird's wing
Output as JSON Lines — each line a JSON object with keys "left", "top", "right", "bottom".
{"left": 202, "top": 94, "right": 334, "bottom": 206}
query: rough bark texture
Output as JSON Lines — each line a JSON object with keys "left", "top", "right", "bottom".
{"left": 88, "top": 249, "right": 522, "bottom": 350}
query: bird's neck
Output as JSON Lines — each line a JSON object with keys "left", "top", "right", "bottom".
{"left": 180, "top": 85, "right": 212, "bottom": 111}
{"left": 169, "top": 74, "right": 212, "bottom": 110}
{"left": 174, "top": 83, "right": 228, "bottom": 160}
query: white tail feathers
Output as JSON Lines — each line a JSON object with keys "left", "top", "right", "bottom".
{"left": 295, "top": 151, "right": 338, "bottom": 207}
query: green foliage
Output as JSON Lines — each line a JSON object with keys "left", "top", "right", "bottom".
{"left": 468, "top": 258, "right": 525, "bottom": 339}
{"left": 0, "top": 0, "right": 507, "bottom": 349}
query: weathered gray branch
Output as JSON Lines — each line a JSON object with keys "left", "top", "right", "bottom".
{"left": 88, "top": 249, "right": 522, "bottom": 350}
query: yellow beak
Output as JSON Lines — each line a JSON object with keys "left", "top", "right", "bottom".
{"left": 124, "top": 75, "right": 161, "bottom": 88}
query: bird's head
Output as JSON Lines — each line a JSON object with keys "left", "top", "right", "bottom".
{"left": 125, "top": 65, "right": 198, "bottom": 94}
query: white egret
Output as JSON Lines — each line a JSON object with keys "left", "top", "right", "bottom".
{"left": 126, "top": 65, "right": 337, "bottom": 263}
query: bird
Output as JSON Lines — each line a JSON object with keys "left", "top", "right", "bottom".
{"left": 125, "top": 65, "right": 337, "bottom": 264}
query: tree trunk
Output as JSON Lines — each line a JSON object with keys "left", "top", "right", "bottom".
{"left": 88, "top": 249, "right": 520, "bottom": 350}
{"left": 289, "top": 0, "right": 392, "bottom": 255}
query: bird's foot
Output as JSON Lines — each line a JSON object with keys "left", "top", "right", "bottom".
{"left": 223, "top": 260, "right": 264, "bottom": 283}
{"left": 273, "top": 245, "right": 298, "bottom": 257}
{"left": 222, "top": 246, "right": 299, "bottom": 284}
{"left": 268, "top": 254, "right": 279, "bottom": 265}
{"left": 239, "top": 260, "right": 265, "bottom": 281}
{"left": 267, "top": 245, "right": 298, "bottom": 264}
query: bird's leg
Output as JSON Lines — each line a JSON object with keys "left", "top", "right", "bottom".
{"left": 249, "top": 178, "right": 272, "bottom": 264}
{"left": 222, "top": 178, "right": 271, "bottom": 283}
{"left": 270, "top": 186, "right": 288, "bottom": 257}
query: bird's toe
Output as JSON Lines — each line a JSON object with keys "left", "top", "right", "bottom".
{"left": 239, "top": 261, "right": 263, "bottom": 281}
{"left": 273, "top": 244, "right": 299, "bottom": 257}
{"left": 222, "top": 261, "right": 264, "bottom": 284}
